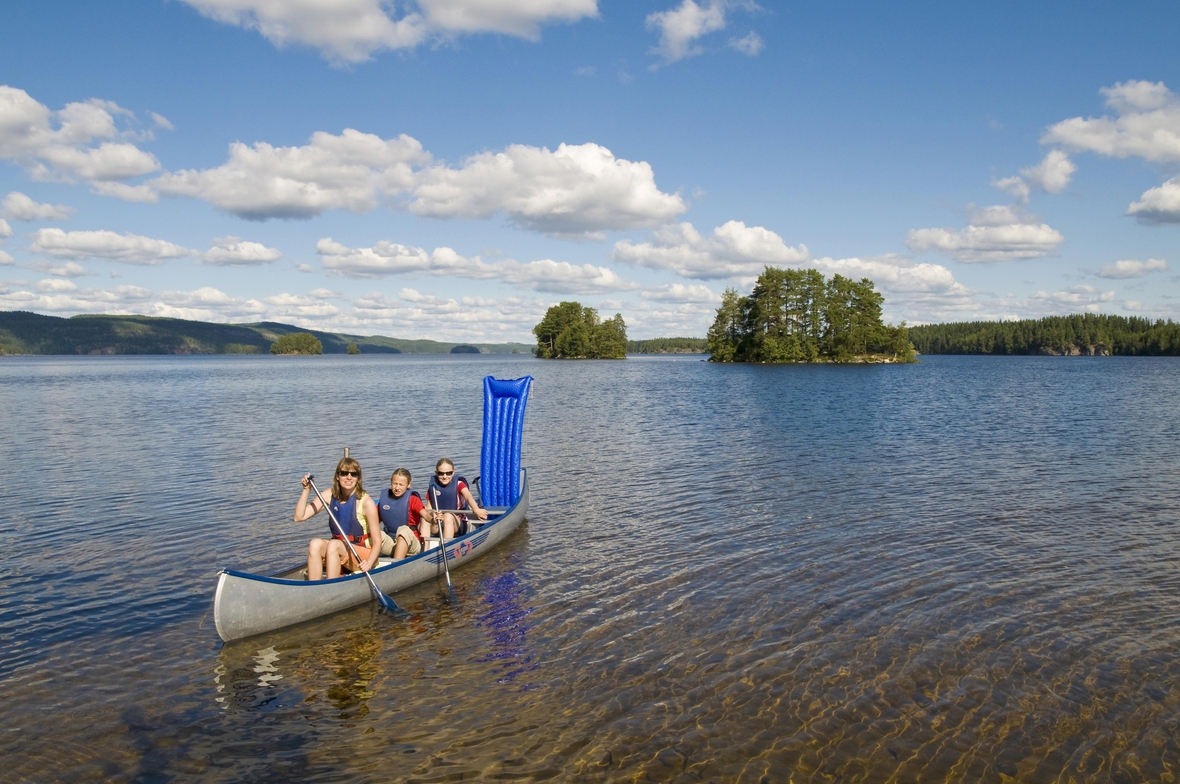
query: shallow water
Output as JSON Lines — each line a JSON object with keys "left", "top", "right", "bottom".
{"left": 2, "top": 353, "right": 1180, "bottom": 782}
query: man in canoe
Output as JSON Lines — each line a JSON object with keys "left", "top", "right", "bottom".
{"left": 376, "top": 468, "right": 427, "bottom": 560}
{"left": 422, "top": 458, "right": 487, "bottom": 540}
{"left": 296, "top": 457, "right": 380, "bottom": 580}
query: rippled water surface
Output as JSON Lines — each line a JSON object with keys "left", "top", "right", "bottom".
{"left": 3, "top": 353, "right": 1180, "bottom": 783}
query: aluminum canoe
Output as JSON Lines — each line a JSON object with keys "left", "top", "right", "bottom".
{"left": 213, "top": 470, "right": 529, "bottom": 642}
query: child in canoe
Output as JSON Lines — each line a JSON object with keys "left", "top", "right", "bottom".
{"left": 376, "top": 467, "right": 427, "bottom": 560}
{"left": 422, "top": 458, "right": 488, "bottom": 540}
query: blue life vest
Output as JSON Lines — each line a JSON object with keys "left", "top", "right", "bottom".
{"left": 378, "top": 489, "right": 421, "bottom": 534}
{"left": 328, "top": 494, "right": 366, "bottom": 544}
{"left": 427, "top": 475, "right": 468, "bottom": 513}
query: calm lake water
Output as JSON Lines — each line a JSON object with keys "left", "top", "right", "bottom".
{"left": 2, "top": 353, "right": 1180, "bottom": 783}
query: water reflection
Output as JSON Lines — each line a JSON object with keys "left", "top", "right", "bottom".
{"left": 474, "top": 558, "right": 538, "bottom": 687}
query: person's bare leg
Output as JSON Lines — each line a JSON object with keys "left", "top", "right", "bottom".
{"left": 326, "top": 540, "right": 348, "bottom": 579}
{"left": 308, "top": 538, "right": 328, "bottom": 580}
{"left": 394, "top": 533, "right": 410, "bottom": 559}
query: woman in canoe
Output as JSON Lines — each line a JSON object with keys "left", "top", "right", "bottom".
{"left": 295, "top": 457, "right": 380, "bottom": 580}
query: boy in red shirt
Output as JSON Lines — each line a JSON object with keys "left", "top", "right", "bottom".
{"left": 377, "top": 468, "right": 427, "bottom": 559}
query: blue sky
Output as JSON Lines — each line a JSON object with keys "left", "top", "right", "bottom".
{"left": 1, "top": 1, "right": 1178, "bottom": 341}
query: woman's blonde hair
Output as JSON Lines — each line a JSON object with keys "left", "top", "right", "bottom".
{"left": 331, "top": 457, "right": 364, "bottom": 501}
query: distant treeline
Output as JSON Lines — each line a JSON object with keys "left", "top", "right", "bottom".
{"left": 908, "top": 314, "right": 1180, "bottom": 356}
{"left": 0, "top": 311, "right": 533, "bottom": 356}
{"left": 708, "top": 267, "right": 915, "bottom": 363}
{"left": 627, "top": 337, "right": 708, "bottom": 354}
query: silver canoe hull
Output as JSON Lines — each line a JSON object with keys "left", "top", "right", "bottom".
{"left": 213, "top": 471, "right": 529, "bottom": 642}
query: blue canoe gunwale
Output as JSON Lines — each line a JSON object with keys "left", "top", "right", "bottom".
{"left": 213, "top": 470, "right": 529, "bottom": 641}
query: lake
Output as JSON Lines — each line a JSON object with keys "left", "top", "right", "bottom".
{"left": 2, "top": 353, "right": 1179, "bottom": 782}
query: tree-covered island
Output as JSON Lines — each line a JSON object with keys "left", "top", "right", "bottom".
{"left": 270, "top": 332, "right": 323, "bottom": 355}
{"left": 533, "top": 302, "right": 627, "bottom": 359}
{"left": 707, "top": 267, "right": 916, "bottom": 363}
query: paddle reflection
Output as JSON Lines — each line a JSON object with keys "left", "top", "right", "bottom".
{"left": 473, "top": 559, "right": 538, "bottom": 687}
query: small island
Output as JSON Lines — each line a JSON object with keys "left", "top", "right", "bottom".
{"left": 706, "top": 267, "right": 916, "bottom": 363}
{"left": 271, "top": 332, "right": 323, "bottom": 355}
{"left": 533, "top": 302, "right": 627, "bottom": 359}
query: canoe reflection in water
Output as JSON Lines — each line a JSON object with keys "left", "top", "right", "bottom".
{"left": 215, "top": 622, "right": 384, "bottom": 718}
{"left": 474, "top": 558, "right": 539, "bottom": 688}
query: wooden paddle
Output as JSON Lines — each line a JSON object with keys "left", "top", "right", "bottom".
{"left": 308, "top": 475, "right": 401, "bottom": 613}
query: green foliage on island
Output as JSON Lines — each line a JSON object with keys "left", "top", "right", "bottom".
{"left": 707, "top": 267, "right": 916, "bottom": 363}
{"left": 533, "top": 302, "right": 627, "bottom": 359}
{"left": 908, "top": 314, "right": 1180, "bottom": 356}
{"left": 627, "top": 337, "right": 709, "bottom": 354}
{"left": 0, "top": 311, "right": 534, "bottom": 355}
{"left": 271, "top": 332, "right": 323, "bottom": 355}
{"left": 346, "top": 343, "right": 361, "bottom": 354}
{"left": 450, "top": 345, "right": 481, "bottom": 354}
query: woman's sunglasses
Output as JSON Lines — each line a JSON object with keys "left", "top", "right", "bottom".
{"left": 337, "top": 470, "right": 360, "bottom": 478}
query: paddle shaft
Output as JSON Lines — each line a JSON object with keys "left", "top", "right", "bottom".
{"left": 308, "top": 476, "right": 397, "bottom": 611}
{"left": 431, "top": 488, "right": 454, "bottom": 587}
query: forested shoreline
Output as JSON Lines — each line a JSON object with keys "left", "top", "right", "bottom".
{"left": 908, "top": 314, "right": 1180, "bottom": 356}
{"left": 627, "top": 337, "right": 708, "bottom": 354}
{"left": 0, "top": 311, "right": 532, "bottom": 355}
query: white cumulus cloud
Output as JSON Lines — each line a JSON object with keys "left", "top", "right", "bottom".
{"left": 261, "top": 292, "right": 340, "bottom": 318}
{"left": 641, "top": 282, "right": 720, "bottom": 303}
{"left": 411, "top": 142, "right": 685, "bottom": 237}
{"left": 612, "top": 220, "right": 809, "bottom": 279}
{"left": 0, "top": 218, "right": 11, "bottom": 238}
{"left": 30, "top": 260, "right": 91, "bottom": 277}
{"left": 1097, "top": 258, "right": 1167, "bottom": 279}
{"left": 1127, "top": 176, "right": 1180, "bottom": 224}
{"left": 991, "top": 151, "right": 1075, "bottom": 204}
{"left": 1043, "top": 80, "right": 1180, "bottom": 162}
{"left": 729, "top": 31, "right": 762, "bottom": 56}
{"left": 0, "top": 250, "right": 13, "bottom": 265}
{"left": 647, "top": 0, "right": 726, "bottom": 63}
{"left": 905, "top": 205, "right": 1064, "bottom": 262}
{"left": 1020, "top": 150, "right": 1076, "bottom": 193}
{"left": 316, "top": 237, "right": 637, "bottom": 293}
{"left": 151, "top": 129, "right": 429, "bottom": 220}
{"left": 201, "top": 236, "right": 283, "bottom": 266}
{"left": 2, "top": 191, "right": 75, "bottom": 221}
{"left": 36, "top": 278, "right": 78, "bottom": 292}
{"left": 0, "top": 283, "right": 262, "bottom": 322}
{"left": 148, "top": 134, "right": 677, "bottom": 236}
{"left": 180, "top": 0, "right": 599, "bottom": 64}
{"left": 1031, "top": 285, "right": 1115, "bottom": 313}
{"left": 350, "top": 288, "right": 546, "bottom": 341}
{"left": 29, "top": 228, "right": 195, "bottom": 265}
{"left": 0, "top": 86, "right": 160, "bottom": 188}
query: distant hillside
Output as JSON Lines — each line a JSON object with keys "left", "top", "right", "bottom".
{"left": 0, "top": 311, "right": 534, "bottom": 356}
{"left": 627, "top": 337, "right": 709, "bottom": 354}
{"left": 908, "top": 314, "right": 1180, "bottom": 356}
